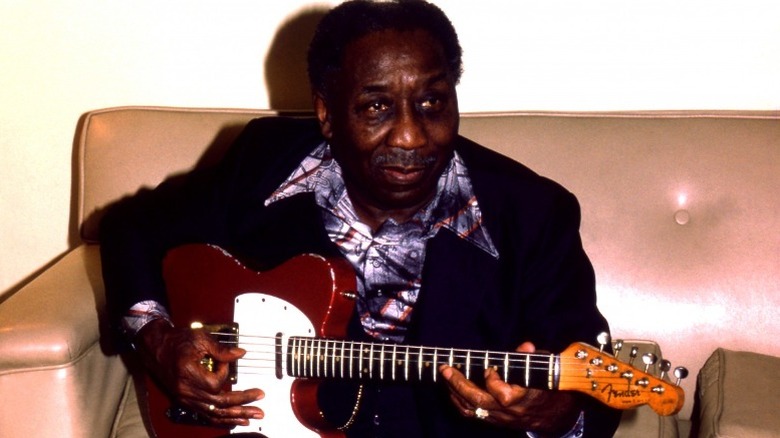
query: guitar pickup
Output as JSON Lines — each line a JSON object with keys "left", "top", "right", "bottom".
{"left": 191, "top": 321, "right": 239, "bottom": 384}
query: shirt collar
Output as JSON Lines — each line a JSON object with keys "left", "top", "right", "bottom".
{"left": 265, "top": 142, "right": 498, "bottom": 259}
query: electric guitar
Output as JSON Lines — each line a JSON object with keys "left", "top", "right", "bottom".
{"left": 143, "top": 244, "right": 685, "bottom": 437}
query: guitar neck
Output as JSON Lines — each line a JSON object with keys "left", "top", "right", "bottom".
{"left": 287, "top": 337, "right": 559, "bottom": 390}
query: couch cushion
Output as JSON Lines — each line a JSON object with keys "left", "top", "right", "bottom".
{"left": 696, "top": 348, "right": 780, "bottom": 437}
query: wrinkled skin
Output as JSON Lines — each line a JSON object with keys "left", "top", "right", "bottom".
{"left": 314, "top": 29, "right": 459, "bottom": 231}
{"left": 440, "top": 342, "right": 582, "bottom": 436}
{"left": 136, "top": 319, "right": 264, "bottom": 426}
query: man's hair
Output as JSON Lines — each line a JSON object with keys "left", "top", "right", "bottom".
{"left": 307, "top": 0, "right": 463, "bottom": 98}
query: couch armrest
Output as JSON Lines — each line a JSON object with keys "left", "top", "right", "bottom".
{"left": 696, "top": 348, "right": 780, "bottom": 438}
{"left": 0, "top": 244, "right": 130, "bottom": 437}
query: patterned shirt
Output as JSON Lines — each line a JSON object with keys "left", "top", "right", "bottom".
{"left": 265, "top": 142, "right": 498, "bottom": 342}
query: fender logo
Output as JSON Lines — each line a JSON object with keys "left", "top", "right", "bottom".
{"left": 601, "top": 383, "right": 640, "bottom": 402}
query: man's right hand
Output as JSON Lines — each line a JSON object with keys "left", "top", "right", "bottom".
{"left": 135, "top": 318, "right": 265, "bottom": 427}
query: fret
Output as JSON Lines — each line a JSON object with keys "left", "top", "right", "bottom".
{"left": 349, "top": 341, "right": 354, "bottom": 379}
{"left": 290, "top": 337, "right": 296, "bottom": 377}
{"left": 525, "top": 353, "right": 530, "bottom": 387}
{"left": 448, "top": 348, "right": 454, "bottom": 367}
{"left": 307, "top": 339, "right": 317, "bottom": 377}
{"left": 547, "top": 354, "right": 553, "bottom": 390}
{"left": 380, "top": 344, "right": 386, "bottom": 380}
{"left": 298, "top": 339, "right": 308, "bottom": 377}
{"left": 417, "top": 346, "right": 424, "bottom": 380}
{"left": 329, "top": 340, "right": 335, "bottom": 378}
{"left": 298, "top": 337, "right": 303, "bottom": 376}
{"left": 289, "top": 337, "right": 296, "bottom": 377}
{"left": 369, "top": 343, "right": 375, "bottom": 379}
{"left": 317, "top": 339, "right": 323, "bottom": 377}
{"left": 433, "top": 349, "right": 438, "bottom": 382}
{"left": 550, "top": 354, "right": 560, "bottom": 390}
{"left": 327, "top": 340, "right": 333, "bottom": 378}
{"left": 315, "top": 339, "right": 321, "bottom": 377}
{"left": 405, "top": 346, "right": 410, "bottom": 381}
{"left": 465, "top": 350, "right": 471, "bottom": 380}
{"left": 504, "top": 353, "right": 509, "bottom": 381}
{"left": 391, "top": 344, "right": 397, "bottom": 381}
{"left": 358, "top": 342, "right": 365, "bottom": 378}
{"left": 484, "top": 350, "right": 489, "bottom": 372}
{"left": 303, "top": 339, "right": 310, "bottom": 377}
{"left": 340, "top": 340, "right": 346, "bottom": 378}
{"left": 299, "top": 339, "right": 309, "bottom": 377}
{"left": 320, "top": 340, "right": 326, "bottom": 378}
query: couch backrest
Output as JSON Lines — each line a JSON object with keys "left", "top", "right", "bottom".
{"left": 77, "top": 106, "right": 779, "bottom": 418}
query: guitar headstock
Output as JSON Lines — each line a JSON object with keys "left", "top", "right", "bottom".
{"left": 558, "top": 337, "right": 685, "bottom": 416}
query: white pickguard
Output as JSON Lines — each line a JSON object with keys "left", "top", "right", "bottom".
{"left": 230, "top": 292, "right": 320, "bottom": 437}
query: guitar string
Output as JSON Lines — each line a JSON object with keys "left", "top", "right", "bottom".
{"left": 210, "top": 332, "right": 655, "bottom": 368}
{"left": 206, "top": 332, "right": 667, "bottom": 383}
{"left": 209, "top": 332, "right": 641, "bottom": 366}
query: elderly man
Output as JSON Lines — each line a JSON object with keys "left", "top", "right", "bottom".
{"left": 100, "top": 1, "right": 620, "bottom": 436}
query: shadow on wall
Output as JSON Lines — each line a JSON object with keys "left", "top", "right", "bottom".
{"left": 264, "top": 6, "right": 329, "bottom": 111}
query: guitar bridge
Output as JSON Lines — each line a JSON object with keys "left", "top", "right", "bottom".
{"left": 191, "top": 321, "right": 239, "bottom": 384}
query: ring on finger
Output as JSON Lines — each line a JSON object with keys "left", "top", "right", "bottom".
{"left": 474, "top": 407, "right": 490, "bottom": 420}
{"left": 207, "top": 404, "right": 216, "bottom": 412}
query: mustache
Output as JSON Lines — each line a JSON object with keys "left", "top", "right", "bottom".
{"left": 372, "top": 149, "right": 436, "bottom": 168}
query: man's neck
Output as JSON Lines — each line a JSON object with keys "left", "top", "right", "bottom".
{"left": 347, "top": 188, "right": 434, "bottom": 233}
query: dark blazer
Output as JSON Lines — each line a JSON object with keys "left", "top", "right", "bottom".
{"left": 100, "top": 117, "right": 619, "bottom": 437}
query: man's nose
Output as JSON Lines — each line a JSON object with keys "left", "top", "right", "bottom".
{"left": 388, "top": 106, "right": 426, "bottom": 150}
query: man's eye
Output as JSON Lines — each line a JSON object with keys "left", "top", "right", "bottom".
{"left": 420, "top": 97, "right": 443, "bottom": 110}
{"left": 367, "top": 102, "right": 389, "bottom": 113}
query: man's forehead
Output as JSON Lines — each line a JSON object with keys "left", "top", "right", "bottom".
{"left": 341, "top": 30, "right": 451, "bottom": 81}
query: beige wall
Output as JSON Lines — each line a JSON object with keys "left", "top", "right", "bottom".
{"left": 1, "top": 0, "right": 778, "bottom": 297}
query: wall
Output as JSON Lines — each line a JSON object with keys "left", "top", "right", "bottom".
{"left": 1, "top": 0, "right": 778, "bottom": 297}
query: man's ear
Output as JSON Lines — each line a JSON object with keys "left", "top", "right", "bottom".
{"left": 313, "top": 93, "right": 333, "bottom": 139}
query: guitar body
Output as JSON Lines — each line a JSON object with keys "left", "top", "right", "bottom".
{"left": 145, "top": 244, "right": 357, "bottom": 438}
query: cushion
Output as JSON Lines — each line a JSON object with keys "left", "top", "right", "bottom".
{"left": 696, "top": 348, "right": 780, "bottom": 437}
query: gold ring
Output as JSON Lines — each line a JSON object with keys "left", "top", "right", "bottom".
{"left": 208, "top": 404, "right": 216, "bottom": 412}
{"left": 474, "top": 407, "right": 489, "bottom": 420}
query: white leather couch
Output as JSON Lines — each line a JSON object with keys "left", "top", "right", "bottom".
{"left": 1, "top": 107, "right": 778, "bottom": 437}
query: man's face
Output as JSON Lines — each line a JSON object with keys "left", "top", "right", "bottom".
{"left": 316, "top": 29, "right": 459, "bottom": 221}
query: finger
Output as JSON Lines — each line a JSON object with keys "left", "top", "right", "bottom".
{"left": 515, "top": 341, "right": 536, "bottom": 353}
{"left": 483, "top": 367, "right": 528, "bottom": 408}
{"left": 440, "top": 365, "right": 496, "bottom": 411}
{"left": 203, "top": 399, "right": 265, "bottom": 423}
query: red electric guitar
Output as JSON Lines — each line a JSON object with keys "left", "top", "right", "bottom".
{"left": 141, "top": 244, "right": 685, "bottom": 437}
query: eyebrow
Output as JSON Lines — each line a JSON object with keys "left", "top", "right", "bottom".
{"left": 359, "top": 71, "right": 451, "bottom": 95}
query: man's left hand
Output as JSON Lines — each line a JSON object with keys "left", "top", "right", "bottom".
{"left": 440, "top": 342, "right": 581, "bottom": 437}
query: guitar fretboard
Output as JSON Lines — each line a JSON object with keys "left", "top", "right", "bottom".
{"left": 286, "top": 337, "right": 559, "bottom": 390}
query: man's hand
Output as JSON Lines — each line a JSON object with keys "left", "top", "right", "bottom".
{"left": 135, "top": 319, "right": 264, "bottom": 427}
{"left": 440, "top": 342, "right": 581, "bottom": 437}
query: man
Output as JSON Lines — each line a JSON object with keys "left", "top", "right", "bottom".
{"left": 100, "top": 1, "right": 620, "bottom": 436}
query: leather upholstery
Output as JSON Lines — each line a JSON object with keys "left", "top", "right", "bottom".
{"left": 1, "top": 107, "right": 777, "bottom": 437}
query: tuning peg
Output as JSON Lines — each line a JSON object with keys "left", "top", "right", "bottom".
{"left": 674, "top": 366, "right": 689, "bottom": 386}
{"left": 658, "top": 359, "right": 672, "bottom": 379}
{"left": 642, "top": 353, "right": 658, "bottom": 372}
{"left": 613, "top": 339, "right": 624, "bottom": 356}
{"left": 629, "top": 346, "right": 639, "bottom": 366}
{"left": 597, "top": 332, "right": 611, "bottom": 352}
